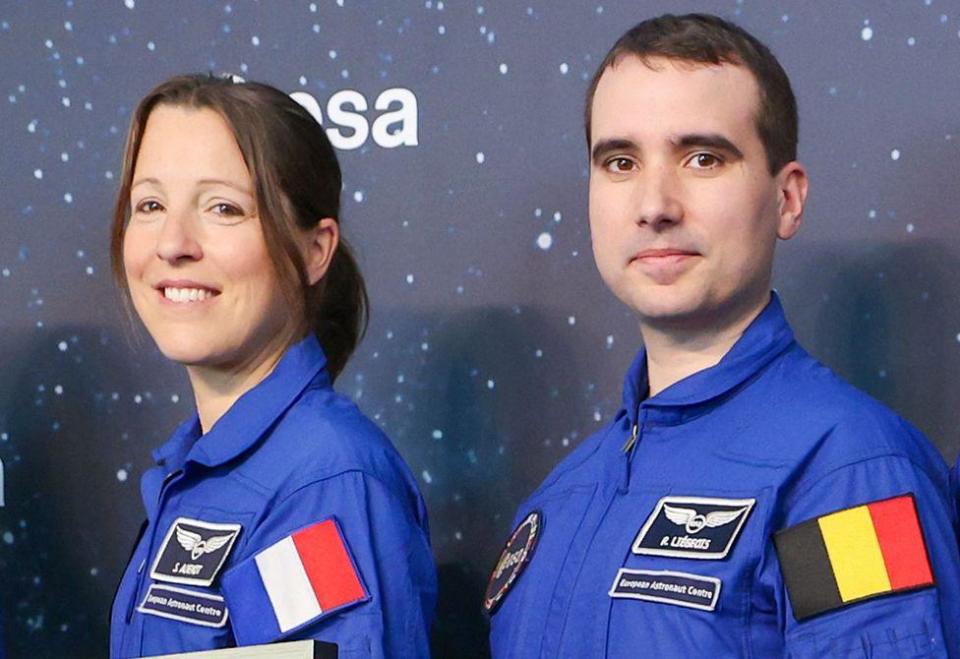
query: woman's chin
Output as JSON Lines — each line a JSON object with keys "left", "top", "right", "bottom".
{"left": 153, "top": 341, "right": 223, "bottom": 369}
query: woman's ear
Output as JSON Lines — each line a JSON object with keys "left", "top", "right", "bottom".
{"left": 304, "top": 218, "right": 339, "bottom": 285}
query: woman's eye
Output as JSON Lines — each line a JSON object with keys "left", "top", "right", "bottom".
{"left": 211, "top": 202, "right": 243, "bottom": 216}
{"left": 134, "top": 200, "right": 163, "bottom": 213}
{"left": 687, "top": 153, "right": 722, "bottom": 169}
{"left": 605, "top": 157, "right": 635, "bottom": 173}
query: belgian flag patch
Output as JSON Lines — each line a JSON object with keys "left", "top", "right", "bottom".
{"left": 774, "top": 493, "right": 935, "bottom": 621}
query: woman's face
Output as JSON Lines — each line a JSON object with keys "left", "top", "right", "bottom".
{"left": 123, "top": 105, "right": 296, "bottom": 373}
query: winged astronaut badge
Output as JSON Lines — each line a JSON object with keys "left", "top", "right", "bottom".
{"left": 177, "top": 527, "right": 237, "bottom": 560}
{"left": 633, "top": 496, "right": 756, "bottom": 560}
{"left": 663, "top": 504, "right": 748, "bottom": 535}
{"left": 151, "top": 517, "right": 243, "bottom": 587}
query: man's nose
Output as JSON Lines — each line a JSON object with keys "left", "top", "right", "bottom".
{"left": 155, "top": 209, "right": 203, "bottom": 263}
{"left": 635, "top": 165, "right": 683, "bottom": 229}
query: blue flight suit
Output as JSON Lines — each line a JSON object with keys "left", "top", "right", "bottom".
{"left": 110, "top": 335, "right": 437, "bottom": 658}
{"left": 490, "top": 295, "right": 960, "bottom": 657}
{"left": 953, "top": 462, "right": 960, "bottom": 528}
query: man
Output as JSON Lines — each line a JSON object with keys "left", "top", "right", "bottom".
{"left": 486, "top": 14, "right": 960, "bottom": 657}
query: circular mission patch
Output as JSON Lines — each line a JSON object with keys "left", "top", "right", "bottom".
{"left": 483, "top": 511, "right": 542, "bottom": 614}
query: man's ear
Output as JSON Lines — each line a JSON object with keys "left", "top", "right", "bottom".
{"left": 776, "top": 161, "right": 809, "bottom": 241}
{"left": 304, "top": 218, "right": 339, "bottom": 285}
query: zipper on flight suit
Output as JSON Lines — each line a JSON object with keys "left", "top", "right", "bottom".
{"left": 619, "top": 406, "right": 646, "bottom": 491}
{"left": 621, "top": 423, "right": 639, "bottom": 453}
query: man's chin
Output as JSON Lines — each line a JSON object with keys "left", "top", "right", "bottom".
{"left": 632, "top": 289, "right": 772, "bottom": 337}
{"left": 636, "top": 306, "right": 707, "bottom": 331}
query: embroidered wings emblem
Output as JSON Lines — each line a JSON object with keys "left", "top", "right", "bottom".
{"left": 176, "top": 527, "right": 235, "bottom": 560}
{"left": 663, "top": 504, "right": 746, "bottom": 534}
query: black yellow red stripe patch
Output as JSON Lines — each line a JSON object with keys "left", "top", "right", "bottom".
{"left": 774, "top": 494, "right": 934, "bottom": 621}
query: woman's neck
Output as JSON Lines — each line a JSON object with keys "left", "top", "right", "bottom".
{"left": 186, "top": 337, "right": 292, "bottom": 434}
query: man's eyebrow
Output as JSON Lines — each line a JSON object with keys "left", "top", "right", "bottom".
{"left": 673, "top": 133, "right": 744, "bottom": 159}
{"left": 591, "top": 138, "right": 637, "bottom": 165}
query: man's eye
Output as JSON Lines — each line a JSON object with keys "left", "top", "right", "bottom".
{"left": 605, "top": 157, "right": 635, "bottom": 173}
{"left": 687, "top": 153, "right": 723, "bottom": 169}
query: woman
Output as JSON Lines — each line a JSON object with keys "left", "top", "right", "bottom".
{"left": 109, "top": 74, "right": 436, "bottom": 658}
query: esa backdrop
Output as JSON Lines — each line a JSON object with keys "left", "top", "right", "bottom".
{"left": 1, "top": 2, "right": 959, "bottom": 657}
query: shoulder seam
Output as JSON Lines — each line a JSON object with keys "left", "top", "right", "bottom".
{"left": 785, "top": 453, "right": 947, "bottom": 511}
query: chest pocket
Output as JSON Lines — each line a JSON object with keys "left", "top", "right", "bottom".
{"left": 138, "top": 504, "right": 255, "bottom": 656}
{"left": 604, "top": 486, "right": 770, "bottom": 659}
{"left": 489, "top": 484, "right": 597, "bottom": 657}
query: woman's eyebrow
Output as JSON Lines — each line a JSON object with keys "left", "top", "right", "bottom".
{"left": 196, "top": 178, "right": 255, "bottom": 195}
{"left": 130, "top": 177, "right": 254, "bottom": 195}
{"left": 130, "top": 176, "right": 160, "bottom": 190}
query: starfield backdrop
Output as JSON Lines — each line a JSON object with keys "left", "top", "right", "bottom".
{"left": 1, "top": 2, "right": 959, "bottom": 657}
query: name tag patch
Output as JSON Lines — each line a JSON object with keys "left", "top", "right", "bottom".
{"left": 151, "top": 517, "right": 241, "bottom": 587}
{"left": 138, "top": 584, "right": 229, "bottom": 628}
{"left": 609, "top": 568, "right": 721, "bottom": 611}
{"left": 633, "top": 496, "right": 755, "bottom": 559}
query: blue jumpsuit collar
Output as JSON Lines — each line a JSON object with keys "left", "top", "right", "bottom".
{"left": 151, "top": 416, "right": 201, "bottom": 468}
{"left": 621, "top": 293, "right": 796, "bottom": 428}
{"left": 151, "top": 334, "right": 330, "bottom": 471}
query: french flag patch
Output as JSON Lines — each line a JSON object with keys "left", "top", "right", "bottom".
{"left": 222, "top": 517, "right": 369, "bottom": 643}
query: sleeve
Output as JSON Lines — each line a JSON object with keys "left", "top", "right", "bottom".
{"left": 769, "top": 455, "right": 960, "bottom": 658}
{"left": 220, "top": 471, "right": 437, "bottom": 658}
{"left": 951, "top": 460, "right": 960, "bottom": 521}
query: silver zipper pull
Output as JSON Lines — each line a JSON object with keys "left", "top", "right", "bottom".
{"left": 621, "top": 423, "right": 639, "bottom": 453}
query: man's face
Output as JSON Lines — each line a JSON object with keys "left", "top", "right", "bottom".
{"left": 588, "top": 55, "right": 804, "bottom": 333}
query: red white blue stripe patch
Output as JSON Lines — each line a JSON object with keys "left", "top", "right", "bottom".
{"left": 221, "top": 518, "right": 369, "bottom": 644}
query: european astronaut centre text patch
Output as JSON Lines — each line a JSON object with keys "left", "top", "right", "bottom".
{"left": 633, "top": 496, "right": 755, "bottom": 560}
{"left": 151, "top": 517, "right": 242, "bottom": 587}
{"left": 138, "top": 584, "right": 229, "bottom": 628}
{"left": 609, "top": 568, "right": 721, "bottom": 611}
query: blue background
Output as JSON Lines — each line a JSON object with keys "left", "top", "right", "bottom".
{"left": 1, "top": 1, "right": 959, "bottom": 657}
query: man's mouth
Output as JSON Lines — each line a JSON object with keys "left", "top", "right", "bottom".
{"left": 633, "top": 248, "right": 699, "bottom": 262}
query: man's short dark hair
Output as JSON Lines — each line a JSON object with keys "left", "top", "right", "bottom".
{"left": 585, "top": 13, "right": 797, "bottom": 174}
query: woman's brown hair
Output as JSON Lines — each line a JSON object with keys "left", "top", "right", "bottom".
{"left": 111, "top": 74, "right": 368, "bottom": 380}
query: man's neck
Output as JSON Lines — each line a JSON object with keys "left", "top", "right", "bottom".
{"left": 640, "top": 294, "right": 771, "bottom": 398}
